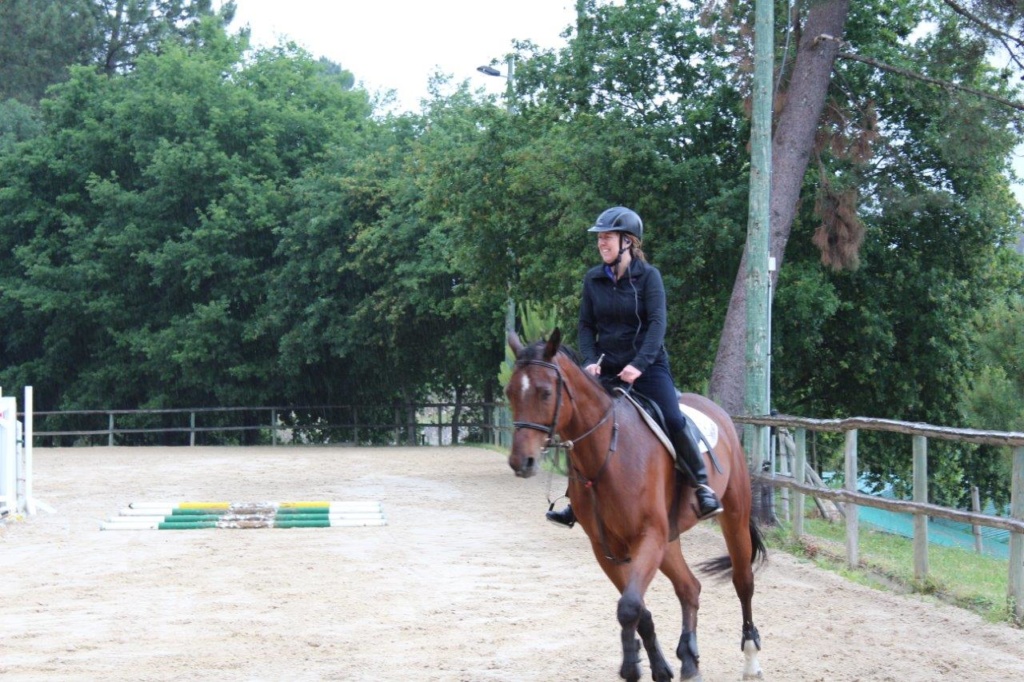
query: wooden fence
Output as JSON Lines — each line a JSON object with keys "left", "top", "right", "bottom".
{"left": 734, "top": 414, "right": 1024, "bottom": 624}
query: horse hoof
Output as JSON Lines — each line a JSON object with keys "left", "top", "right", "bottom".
{"left": 743, "top": 674, "right": 764, "bottom": 681}
{"left": 619, "top": 664, "right": 642, "bottom": 682}
{"left": 614, "top": 659, "right": 638, "bottom": 675}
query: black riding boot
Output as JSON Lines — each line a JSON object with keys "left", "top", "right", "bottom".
{"left": 546, "top": 504, "right": 576, "bottom": 528}
{"left": 672, "top": 422, "right": 723, "bottom": 520}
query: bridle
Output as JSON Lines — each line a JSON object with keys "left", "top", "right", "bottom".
{"left": 512, "top": 359, "right": 614, "bottom": 453}
{"left": 511, "top": 360, "right": 565, "bottom": 446}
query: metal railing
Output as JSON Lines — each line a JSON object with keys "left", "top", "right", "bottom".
{"left": 25, "top": 403, "right": 512, "bottom": 448}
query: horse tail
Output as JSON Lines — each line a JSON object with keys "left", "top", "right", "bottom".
{"left": 697, "top": 518, "right": 768, "bottom": 577}
{"left": 748, "top": 517, "right": 768, "bottom": 567}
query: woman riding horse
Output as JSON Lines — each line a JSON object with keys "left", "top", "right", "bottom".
{"left": 547, "top": 206, "right": 722, "bottom": 527}
{"left": 506, "top": 329, "right": 766, "bottom": 681}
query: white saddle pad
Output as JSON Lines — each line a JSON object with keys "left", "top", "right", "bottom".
{"left": 680, "top": 403, "right": 719, "bottom": 453}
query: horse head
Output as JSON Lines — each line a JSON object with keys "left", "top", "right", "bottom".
{"left": 505, "top": 328, "right": 567, "bottom": 478}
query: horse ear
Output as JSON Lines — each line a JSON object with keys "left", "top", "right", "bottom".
{"left": 508, "top": 331, "right": 523, "bottom": 356}
{"left": 543, "top": 328, "right": 561, "bottom": 360}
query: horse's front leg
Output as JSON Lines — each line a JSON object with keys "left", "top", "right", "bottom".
{"left": 602, "top": 534, "right": 669, "bottom": 682}
{"left": 637, "top": 606, "right": 675, "bottom": 682}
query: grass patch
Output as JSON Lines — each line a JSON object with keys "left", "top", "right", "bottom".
{"left": 764, "top": 515, "right": 1020, "bottom": 626}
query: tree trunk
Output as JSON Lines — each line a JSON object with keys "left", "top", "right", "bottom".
{"left": 708, "top": 0, "right": 851, "bottom": 415}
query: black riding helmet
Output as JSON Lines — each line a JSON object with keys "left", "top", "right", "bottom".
{"left": 587, "top": 206, "right": 643, "bottom": 241}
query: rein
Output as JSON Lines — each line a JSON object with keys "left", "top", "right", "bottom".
{"left": 513, "top": 358, "right": 630, "bottom": 564}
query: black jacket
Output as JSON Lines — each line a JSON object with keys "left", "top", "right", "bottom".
{"left": 577, "top": 258, "right": 668, "bottom": 375}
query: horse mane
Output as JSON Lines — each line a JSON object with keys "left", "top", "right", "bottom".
{"left": 515, "top": 338, "right": 584, "bottom": 367}
{"left": 514, "top": 338, "right": 611, "bottom": 393}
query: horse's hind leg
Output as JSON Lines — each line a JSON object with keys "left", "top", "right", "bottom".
{"left": 659, "top": 539, "right": 703, "bottom": 681}
{"left": 718, "top": 506, "right": 764, "bottom": 680}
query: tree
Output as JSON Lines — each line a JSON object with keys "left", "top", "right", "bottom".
{"left": 0, "top": 27, "right": 370, "bottom": 412}
{"left": 963, "top": 292, "right": 1024, "bottom": 433}
{"left": 499, "top": 0, "right": 1022, "bottom": 506}
{"left": 708, "top": 0, "right": 851, "bottom": 413}
{"left": 94, "top": 0, "right": 237, "bottom": 75}
{"left": 0, "top": 1, "right": 233, "bottom": 105}
{"left": 491, "top": 0, "right": 751, "bottom": 389}
{"left": 706, "top": 0, "right": 1024, "bottom": 416}
{"left": 751, "top": 0, "right": 1023, "bottom": 506}
{"left": 0, "top": 0, "right": 99, "bottom": 104}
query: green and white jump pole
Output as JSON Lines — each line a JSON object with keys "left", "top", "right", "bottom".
{"left": 101, "top": 500, "right": 387, "bottom": 530}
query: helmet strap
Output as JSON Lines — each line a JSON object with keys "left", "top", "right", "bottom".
{"left": 611, "top": 234, "right": 631, "bottom": 277}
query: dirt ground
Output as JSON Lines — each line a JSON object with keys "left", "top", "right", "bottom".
{"left": 2, "top": 446, "right": 1023, "bottom": 682}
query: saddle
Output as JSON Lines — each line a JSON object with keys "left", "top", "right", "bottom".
{"left": 601, "top": 378, "right": 722, "bottom": 475}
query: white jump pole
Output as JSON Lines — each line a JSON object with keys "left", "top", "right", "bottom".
{"left": 0, "top": 386, "right": 48, "bottom": 516}
{"left": 22, "top": 386, "right": 51, "bottom": 515}
{"left": 0, "top": 394, "right": 16, "bottom": 514}
{"left": 24, "top": 386, "right": 35, "bottom": 515}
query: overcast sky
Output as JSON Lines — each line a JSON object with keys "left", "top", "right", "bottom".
{"left": 227, "top": 0, "right": 577, "bottom": 112}
{"left": 225, "top": 1, "right": 1024, "bottom": 205}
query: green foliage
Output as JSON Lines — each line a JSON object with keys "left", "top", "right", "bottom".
{"left": 0, "top": 0, "right": 100, "bottom": 104}
{"left": 965, "top": 292, "right": 1024, "bottom": 431}
{"left": 498, "top": 302, "right": 563, "bottom": 390}
{"left": 0, "top": 99, "right": 43, "bottom": 153}
{"left": 482, "top": 1, "right": 750, "bottom": 391}
{"left": 764, "top": 0, "right": 1024, "bottom": 507}
{"left": 960, "top": 290, "right": 1024, "bottom": 509}
{"left": 0, "top": 28, "right": 371, "bottom": 410}
{"left": 0, "top": 1, "right": 232, "bottom": 104}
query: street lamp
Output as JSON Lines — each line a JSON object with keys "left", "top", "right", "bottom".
{"left": 476, "top": 56, "right": 515, "bottom": 111}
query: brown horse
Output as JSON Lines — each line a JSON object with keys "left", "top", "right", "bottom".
{"left": 506, "top": 329, "right": 766, "bottom": 682}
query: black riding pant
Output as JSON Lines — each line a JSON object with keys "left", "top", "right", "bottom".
{"left": 621, "top": 357, "right": 686, "bottom": 437}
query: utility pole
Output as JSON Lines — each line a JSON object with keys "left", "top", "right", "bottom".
{"left": 744, "top": 0, "right": 773, "bottom": 471}
{"left": 476, "top": 56, "right": 517, "bottom": 336}
{"left": 503, "top": 55, "right": 516, "bottom": 336}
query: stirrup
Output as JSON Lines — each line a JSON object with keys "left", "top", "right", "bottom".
{"left": 695, "top": 484, "right": 723, "bottom": 521}
{"left": 546, "top": 504, "right": 576, "bottom": 528}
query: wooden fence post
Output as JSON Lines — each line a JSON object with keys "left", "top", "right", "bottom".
{"left": 108, "top": 413, "right": 115, "bottom": 447}
{"left": 777, "top": 428, "right": 790, "bottom": 524}
{"left": 1010, "top": 445, "right": 1023, "bottom": 624}
{"left": 792, "top": 427, "right": 806, "bottom": 540}
{"left": 912, "top": 435, "right": 928, "bottom": 581}
{"left": 970, "top": 486, "right": 983, "bottom": 554}
{"left": 844, "top": 429, "right": 859, "bottom": 568}
{"left": 189, "top": 412, "right": 196, "bottom": 447}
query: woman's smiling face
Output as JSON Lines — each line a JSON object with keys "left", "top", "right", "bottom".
{"left": 596, "top": 231, "right": 623, "bottom": 264}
